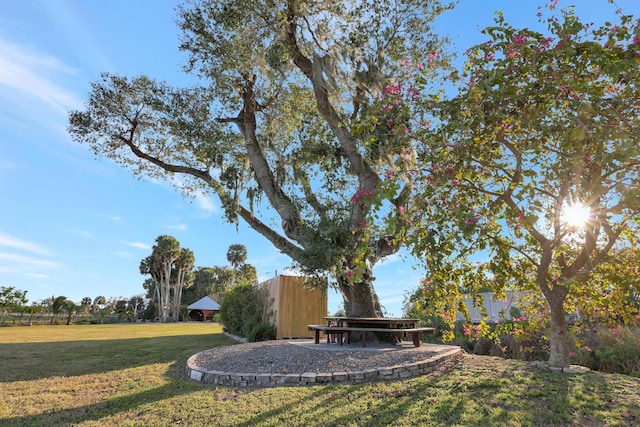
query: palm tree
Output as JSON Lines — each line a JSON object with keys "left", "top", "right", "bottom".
{"left": 27, "top": 304, "right": 43, "bottom": 326}
{"left": 64, "top": 301, "right": 78, "bottom": 325}
{"left": 144, "top": 236, "right": 181, "bottom": 322}
{"left": 172, "top": 247, "right": 195, "bottom": 321}
{"left": 226, "top": 244, "right": 247, "bottom": 287}
{"left": 50, "top": 295, "right": 68, "bottom": 325}
{"left": 92, "top": 296, "right": 106, "bottom": 316}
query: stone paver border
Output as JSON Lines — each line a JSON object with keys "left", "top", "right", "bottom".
{"left": 186, "top": 345, "right": 463, "bottom": 388}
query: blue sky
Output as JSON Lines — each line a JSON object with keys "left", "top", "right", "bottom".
{"left": 1, "top": 0, "right": 637, "bottom": 316}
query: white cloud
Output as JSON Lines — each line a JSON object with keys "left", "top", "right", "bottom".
{"left": 171, "top": 175, "right": 218, "bottom": 216}
{"left": 0, "top": 159, "right": 20, "bottom": 171}
{"left": 0, "top": 265, "right": 18, "bottom": 273}
{"left": 125, "top": 241, "right": 151, "bottom": 250}
{"left": 0, "top": 36, "right": 82, "bottom": 116}
{"left": 26, "top": 272, "right": 50, "bottom": 279}
{"left": 377, "top": 252, "right": 404, "bottom": 266}
{"left": 194, "top": 193, "right": 217, "bottom": 214}
{"left": 112, "top": 251, "right": 134, "bottom": 259}
{"left": 0, "top": 233, "right": 53, "bottom": 256}
{"left": 0, "top": 252, "right": 59, "bottom": 268}
{"left": 68, "top": 228, "right": 94, "bottom": 239}
{"left": 163, "top": 223, "right": 188, "bottom": 231}
{"left": 108, "top": 215, "right": 123, "bottom": 221}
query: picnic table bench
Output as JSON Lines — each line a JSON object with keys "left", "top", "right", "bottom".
{"left": 307, "top": 323, "right": 435, "bottom": 347}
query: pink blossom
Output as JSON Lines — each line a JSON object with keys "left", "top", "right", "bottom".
{"left": 452, "top": 179, "right": 460, "bottom": 185}
{"left": 347, "top": 271, "right": 354, "bottom": 278}
{"left": 512, "top": 34, "right": 527, "bottom": 47}
{"left": 407, "top": 87, "right": 420, "bottom": 98}
{"left": 383, "top": 84, "right": 402, "bottom": 96}
{"left": 351, "top": 188, "right": 375, "bottom": 203}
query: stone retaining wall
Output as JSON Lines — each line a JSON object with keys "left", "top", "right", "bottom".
{"left": 186, "top": 347, "right": 463, "bottom": 388}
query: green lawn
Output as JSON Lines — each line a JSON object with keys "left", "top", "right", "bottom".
{"left": 0, "top": 323, "right": 638, "bottom": 426}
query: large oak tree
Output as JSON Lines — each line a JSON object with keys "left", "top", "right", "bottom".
{"left": 69, "top": 0, "right": 453, "bottom": 317}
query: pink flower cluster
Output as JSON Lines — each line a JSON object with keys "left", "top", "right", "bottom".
{"left": 465, "top": 214, "right": 481, "bottom": 226}
{"left": 383, "top": 84, "right": 402, "bottom": 96}
{"left": 512, "top": 34, "right": 527, "bottom": 47}
{"left": 351, "top": 188, "right": 375, "bottom": 203}
{"left": 420, "top": 279, "right": 432, "bottom": 292}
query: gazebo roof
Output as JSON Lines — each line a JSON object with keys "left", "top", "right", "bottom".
{"left": 187, "top": 296, "right": 221, "bottom": 311}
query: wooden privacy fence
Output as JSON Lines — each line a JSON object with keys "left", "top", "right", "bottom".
{"left": 260, "top": 275, "right": 327, "bottom": 339}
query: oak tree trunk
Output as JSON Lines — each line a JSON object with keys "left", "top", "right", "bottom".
{"left": 338, "top": 276, "right": 383, "bottom": 318}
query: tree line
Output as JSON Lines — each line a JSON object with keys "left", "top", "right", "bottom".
{"left": 0, "top": 289, "right": 146, "bottom": 326}
{"left": 1, "top": 238, "right": 256, "bottom": 326}
{"left": 139, "top": 236, "right": 256, "bottom": 322}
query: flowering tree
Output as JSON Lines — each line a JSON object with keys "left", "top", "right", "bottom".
{"left": 68, "top": 0, "right": 453, "bottom": 317}
{"left": 395, "top": 6, "right": 640, "bottom": 369}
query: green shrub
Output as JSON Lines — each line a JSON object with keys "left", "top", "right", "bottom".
{"left": 570, "top": 325, "right": 640, "bottom": 376}
{"left": 140, "top": 302, "right": 157, "bottom": 321}
{"left": 219, "top": 282, "right": 274, "bottom": 341}
{"left": 595, "top": 327, "right": 640, "bottom": 377}
{"left": 243, "top": 317, "right": 276, "bottom": 342}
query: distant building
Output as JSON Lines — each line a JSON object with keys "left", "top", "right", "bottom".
{"left": 457, "top": 291, "right": 524, "bottom": 323}
{"left": 187, "top": 296, "right": 221, "bottom": 322}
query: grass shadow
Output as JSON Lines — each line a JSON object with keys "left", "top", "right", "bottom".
{"left": 0, "top": 333, "right": 234, "bottom": 382}
{"left": 2, "top": 361, "right": 202, "bottom": 426}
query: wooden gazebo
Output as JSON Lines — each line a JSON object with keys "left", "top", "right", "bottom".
{"left": 187, "top": 296, "right": 220, "bottom": 322}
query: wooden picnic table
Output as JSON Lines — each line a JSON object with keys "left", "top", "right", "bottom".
{"left": 308, "top": 317, "right": 433, "bottom": 347}
{"left": 324, "top": 316, "right": 419, "bottom": 329}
